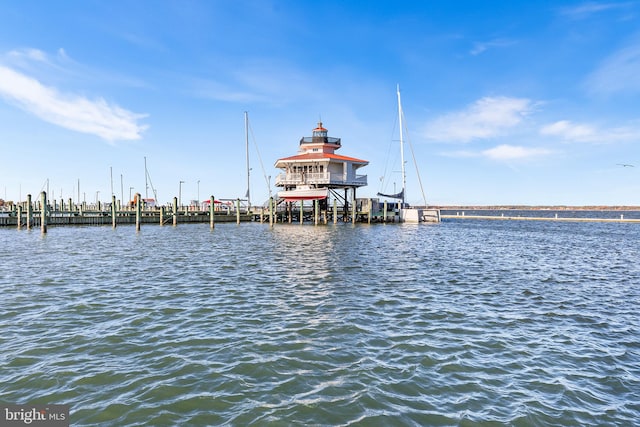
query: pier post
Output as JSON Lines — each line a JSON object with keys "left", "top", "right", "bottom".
{"left": 300, "top": 200, "right": 304, "bottom": 225}
{"left": 314, "top": 199, "right": 319, "bottom": 226}
{"left": 160, "top": 206, "right": 165, "bottom": 226}
{"left": 111, "top": 195, "right": 117, "bottom": 229}
{"left": 173, "top": 197, "right": 178, "bottom": 226}
{"left": 269, "top": 197, "right": 274, "bottom": 227}
{"left": 288, "top": 202, "right": 292, "bottom": 224}
{"left": 210, "top": 196, "right": 215, "bottom": 229}
{"left": 40, "top": 191, "right": 47, "bottom": 234}
{"left": 26, "top": 194, "right": 32, "bottom": 229}
{"left": 383, "top": 200, "right": 388, "bottom": 223}
{"left": 333, "top": 199, "right": 337, "bottom": 224}
{"left": 17, "top": 205, "right": 22, "bottom": 230}
{"left": 351, "top": 193, "right": 356, "bottom": 224}
{"left": 368, "top": 198, "right": 372, "bottom": 224}
{"left": 68, "top": 198, "right": 73, "bottom": 213}
{"left": 236, "top": 198, "right": 241, "bottom": 225}
{"left": 135, "top": 193, "right": 142, "bottom": 231}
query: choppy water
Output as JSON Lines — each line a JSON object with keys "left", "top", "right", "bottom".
{"left": 1, "top": 220, "right": 639, "bottom": 426}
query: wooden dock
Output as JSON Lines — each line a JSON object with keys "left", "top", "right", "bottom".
{"left": 1, "top": 192, "right": 442, "bottom": 231}
{"left": 0, "top": 192, "right": 252, "bottom": 231}
{"left": 0, "top": 211, "right": 252, "bottom": 227}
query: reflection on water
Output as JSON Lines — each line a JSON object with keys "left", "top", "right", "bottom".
{"left": 1, "top": 221, "right": 639, "bottom": 425}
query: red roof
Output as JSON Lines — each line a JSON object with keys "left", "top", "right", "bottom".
{"left": 276, "top": 152, "right": 368, "bottom": 164}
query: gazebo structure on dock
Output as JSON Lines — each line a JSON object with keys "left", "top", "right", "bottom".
{"left": 274, "top": 122, "right": 368, "bottom": 220}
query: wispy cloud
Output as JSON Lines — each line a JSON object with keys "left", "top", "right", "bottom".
{"left": 482, "top": 144, "right": 554, "bottom": 160}
{"left": 470, "top": 38, "right": 517, "bottom": 56}
{"left": 9, "top": 48, "right": 48, "bottom": 62}
{"left": 442, "top": 145, "right": 554, "bottom": 161}
{"left": 0, "top": 65, "right": 147, "bottom": 141}
{"left": 540, "top": 119, "right": 640, "bottom": 143}
{"left": 584, "top": 42, "right": 640, "bottom": 95}
{"left": 423, "top": 96, "right": 536, "bottom": 143}
{"left": 560, "top": 2, "right": 633, "bottom": 20}
{"left": 189, "top": 59, "right": 321, "bottom": 106}
{"left": 188, "top": 77, "right": 268, "bottom": 103}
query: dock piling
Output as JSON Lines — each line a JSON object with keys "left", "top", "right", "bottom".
{"left": 269, "top": 197, "right": 274, "bottom": 227}
{"left": 26, "top": 194, "right": 32, "bottom": 230}
{"left": 40, "top": 191, "right": 47, "bottom": 234}
{"left": 314, "top": 199, "right": 319, "bottom": 226}
{"left": 111, "top": 195, "right": 117, "bottom": 229}
{"left": 383, "top": 200, "right": 388, "bottom": 223}
{"left": 173, "top": 197, "right": 178, "bottom": 226}
{"left": 300, "top": 200, "right": 304, "bottom": 225}
{"left": 135, "top": 193, "right": 142, "bottom": 231}
{"left": 210, "top": 196, "right": 215, "bottom": 229}
{"left": 17, "top": 205, "right": 22, "bottom": 230}
{"left": 351, "top": 196, "right": 356, "bottom": 224}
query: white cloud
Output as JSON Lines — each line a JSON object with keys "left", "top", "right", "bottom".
{"left": 441, "top": 144, "right": 554, "bottom": 161}
{"left": 440, "top": 150, "right": 479, "bottom": 158}
{"left": 584, "top": 42, "right": 640, "bottom": 95}
{"left": 190, "top": 59, "right": 320, "bottom": 106}
{"left": 482, "top": 144, "right": 553, "bottom": 160}
{"left": 470, "top": 39, "right": 517, "bottom": 56}
{"left": 540, "top": 119, "right": 640, "bottom": 143}
{"left": 0, "top": 65, "right": 147, "bottom": 141}
{"left": 560, "top": 2, "right": 632, "bottom": 20}
{"left": 424, "top": 96, "right": 535, "bottom": 143}
{"left": 9, "top": 48, "right": 48, "bottom": 62}
{"left": 540, "top": 120, "right": 597, "bottom": 141}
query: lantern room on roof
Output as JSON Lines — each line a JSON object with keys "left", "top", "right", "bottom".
{"left": 274, "top": 122, "right": 369, "bottom": 194}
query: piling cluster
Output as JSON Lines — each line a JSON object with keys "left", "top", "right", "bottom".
{"left": 0, "top": 192, "right": 254, "bottom": 233}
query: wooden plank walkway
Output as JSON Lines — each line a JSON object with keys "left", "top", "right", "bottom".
{"left": 0, "top": 211, "right": 252, "bottom": 227}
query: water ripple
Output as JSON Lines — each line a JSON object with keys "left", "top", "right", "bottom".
{"left": 1, "top": 221, "right": 639, "bottom": 425}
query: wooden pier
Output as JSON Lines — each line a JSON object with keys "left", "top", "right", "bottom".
{"left": 251, "top": 197, "right": 440, "bottom": 225}
{"left": 0, "top": 192, "right": 441, "bottom": 232}
{"left": 0, "top": 193, "right": 252, "bottom": 230}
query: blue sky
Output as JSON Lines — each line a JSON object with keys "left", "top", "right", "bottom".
{"left": 1, "top": 1, "right": 640, "bottom": 206}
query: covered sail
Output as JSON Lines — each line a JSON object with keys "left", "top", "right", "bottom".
{"left": 376, "top": 189, "right": 404, "bottom": 200}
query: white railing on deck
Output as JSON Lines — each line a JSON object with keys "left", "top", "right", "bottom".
{"left": 275, "top": 172, "right": 367, "bottom": 186}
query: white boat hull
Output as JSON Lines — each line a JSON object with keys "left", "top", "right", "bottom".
{"left": 400, "top": 208, "right": 441, "bottom": 223}
{"left": 277, "top": 188, "right": 329, "bottom": 202}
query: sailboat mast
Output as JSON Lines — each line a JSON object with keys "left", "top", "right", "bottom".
{"left": 397, "top": 85, "right": 406, "bottom": 206}
{"left": 144, "top": 156, "right": 149, "bottom": 200}
{"left": 245, "top": 111, "right": 251, "bottom": 209}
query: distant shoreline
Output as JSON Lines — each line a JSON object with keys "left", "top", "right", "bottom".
{"left": 436, "top": 206, "right": 640, "bottom": 211}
